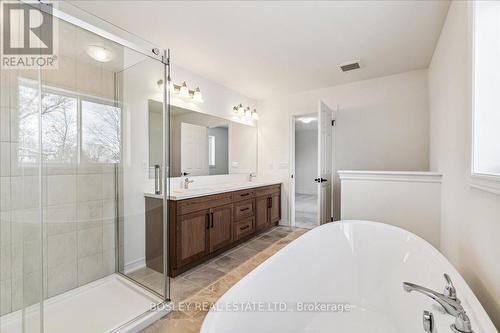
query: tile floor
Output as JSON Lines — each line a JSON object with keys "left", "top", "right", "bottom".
{"left": 295, "top": 193, "right": 317, "bottom": 229}
{"left": 136, "top": 226, "right": 308, "bottom": 333}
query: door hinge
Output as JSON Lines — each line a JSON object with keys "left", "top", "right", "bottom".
{"left": 331, "top": 119, "right": 335, "bottom": 126}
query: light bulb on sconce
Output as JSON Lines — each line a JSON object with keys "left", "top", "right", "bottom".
{"left": 252, "top": 109, "right": 259, "bottom": 120}
{"left": 179, "top": 81, "right": 189, "bottom": 97}
{"left": 244, "top": 107, "right": 252, "bottom": 118}
{"left": 193, "top": 87, "right": 203, "bottom": 102}
{"left": 167, "top": 76, "right": 174, "bottom": 91}
{"left": 157, "top": 79, "right": 164, "bottom": 90}
{"left": 237, "top": 104, "right": 245, "bottom": 116}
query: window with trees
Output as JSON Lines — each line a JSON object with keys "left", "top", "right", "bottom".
{"left": 18, "top": 79, "right": 121, "bottom": 165}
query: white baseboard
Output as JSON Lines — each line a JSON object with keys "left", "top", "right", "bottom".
{"left": 124, "top": 257, "right": 146, "bottom": 274}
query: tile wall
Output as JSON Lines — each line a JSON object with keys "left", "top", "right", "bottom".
{"left": 0, "top": 20, "right": 120, "bottom": 315}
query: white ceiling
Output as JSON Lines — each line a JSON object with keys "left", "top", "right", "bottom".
{"left": 71, "top": 1, "right": 450, "bottom": 100}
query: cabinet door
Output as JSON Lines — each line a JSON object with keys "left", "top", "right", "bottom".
{"left": 176, "top": 210, "right": 210, "bottom": 268}
{"left": 209, "top": 204, "right": 233, "bottom": 252}
{"left": 270, "top": 193, "right": 281, "bottom": 225}
{"left": 255, "top": 196, "right": 269, "bottom": 231}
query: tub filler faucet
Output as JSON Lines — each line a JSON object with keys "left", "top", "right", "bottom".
{"left": 403, "top": 274, "right": 473, "bottom": 333}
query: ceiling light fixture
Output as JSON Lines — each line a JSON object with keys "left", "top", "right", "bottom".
{"left": 86, "top": 45, "right": 113, "bottom": 62}
{"left": 298, "top": 117, "right": 316, "bottom": 124}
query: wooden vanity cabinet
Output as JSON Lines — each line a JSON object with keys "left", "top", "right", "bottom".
{"left": 209, "top": 204, "right": 233, "bottom": 252}
{"left": 255, "top": 196, "right": 270, "bottom": 231}
{"left": 255, "top": 185, "right": 281, "bottom": 230}
{"left": 270, "top": 192, "right": 281, "bottom": 224}
{"left": 176, "top": 209, "right": 210, "bottom": 268}
{"left": 146, "top": 184, "right": 281, "bottom": 277}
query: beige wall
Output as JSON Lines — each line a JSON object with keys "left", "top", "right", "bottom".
{"left": 258, "top": 69, "right": 430, "bottom": 223}
{"left": 429, "top": 1, "right": 500, "bottom": 328}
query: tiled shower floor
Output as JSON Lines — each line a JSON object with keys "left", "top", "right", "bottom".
{"left": 0, "top": 274, "right": 166, "bottom": 333}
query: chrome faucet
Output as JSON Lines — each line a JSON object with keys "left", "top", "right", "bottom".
{"left": 249, "top": 173, "right": 257, "bottom": 182}
{"left": 183, "top": 177, "right": 194, "bottom": 189}
{"left": 403, "top": 274, "right": 473, "bottom": 333}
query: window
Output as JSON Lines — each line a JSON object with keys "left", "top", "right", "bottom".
{"left": 82, "top": 100, "right": 121, "bottom": 163}
{"left": 208, "top": 135, "right": 215, "bottom": 167}
{"left": 17, "top": 79, "right": 121, "bottom": 165}
{"left": 473, "top": 1, "right": 500, "bottom": 177}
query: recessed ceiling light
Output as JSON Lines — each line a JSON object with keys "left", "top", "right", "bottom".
{"left": 298, "top": 117, "right": 316, "bottom": 124}
{"left": 86, "top": 45, "right": 113, "bottom": 62}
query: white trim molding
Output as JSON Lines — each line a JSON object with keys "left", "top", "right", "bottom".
{"left": 470, "top": 174, "right": 500, "bottom": 196}
{"left": 337, "top": 170, "right": 443, "bottom": 183}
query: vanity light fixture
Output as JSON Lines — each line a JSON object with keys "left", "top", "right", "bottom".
{"left": 160, "top": 78, "right": 203, "bottom": 102}
{"left": 233, "top": 104, "right": 259, "bottom": 121}
{"left": 86, "top": 45, "right": 113, "bottom": 62}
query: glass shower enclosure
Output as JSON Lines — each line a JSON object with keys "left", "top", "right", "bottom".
{"left": 0, "top": 2, "right": 170, "bottom": 332}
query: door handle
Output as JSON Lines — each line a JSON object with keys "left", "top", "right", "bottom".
{"left": 210, "top": 212, "right": 214, "bottom": 228}
{"left": 314, "top": 178, "right": 327, "bottom": 183}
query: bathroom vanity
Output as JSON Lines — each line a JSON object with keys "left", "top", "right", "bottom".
{"left": 145, "top": 182, "right": 281, "bottom": 277}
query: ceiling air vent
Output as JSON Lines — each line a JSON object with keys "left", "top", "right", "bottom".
{"left": 339, "top": 61, "right": 361, "bottom": 72}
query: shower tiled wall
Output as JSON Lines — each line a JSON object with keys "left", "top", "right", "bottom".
{"left": 0, "top": 48, "right": 119, "bottom": 316}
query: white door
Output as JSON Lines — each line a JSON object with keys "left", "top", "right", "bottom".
{"left": 317, "top": 101, "right": 334, "bottom": 224}
{"left": 181, "top": 122, "right": 209, "bottom": 176}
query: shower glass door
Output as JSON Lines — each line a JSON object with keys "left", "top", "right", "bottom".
{"left": 1, "top": 1, "right": 170, "bottom": 332}
{"left": 115, "top": 50, "right": 170, "bottom": 299}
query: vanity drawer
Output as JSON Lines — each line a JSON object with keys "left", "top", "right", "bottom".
{"left": 233, "top": 200, "right": 254, "bottom": 220}
{"left": 176, "top": 193, "right": 233, "bottom": 216}
{"left": 233, "top": 189, "right": 255, "bottom": 202}
{"left": 234, "top": 217, "right": 255, "bottom": 241}
{"left": 255, "top": 184, "right": 280, "bottom": 197}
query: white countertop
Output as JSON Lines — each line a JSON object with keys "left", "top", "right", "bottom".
{"left": 144, "top": 180, "right": 282, "bottom": 201}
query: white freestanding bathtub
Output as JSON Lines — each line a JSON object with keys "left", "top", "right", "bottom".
{"left": 201, "top": 221, "right": 498, "bottom": 333}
